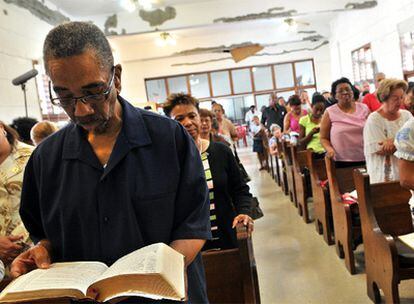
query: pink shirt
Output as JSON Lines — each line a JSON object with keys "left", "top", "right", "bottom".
{"left": 327, "top": 103, "right": 369, "bottom": 162}
{"left": 290, "top": 110, "right": 307, "bottom": 133}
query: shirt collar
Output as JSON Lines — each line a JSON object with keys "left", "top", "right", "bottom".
{"left": 62, "top": 96, "right": 152, "bottom": 164}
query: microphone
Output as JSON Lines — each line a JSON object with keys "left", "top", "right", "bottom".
{"left": 12, "top": 69, "right": 38, "bottom": 86}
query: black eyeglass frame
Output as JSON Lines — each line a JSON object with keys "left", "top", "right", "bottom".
{"left": 48, "top": 67, "right": 115, "bottom": 107}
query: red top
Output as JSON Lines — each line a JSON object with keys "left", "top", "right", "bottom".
{"left": 362, "top": 93, "right": 381, "bottom": 112}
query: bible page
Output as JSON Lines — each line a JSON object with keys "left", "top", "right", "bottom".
{"left": 93, "top": 243, "right": 166, "bottom": 283}
{"left": 1, "top": 262, "right": 108, "bottom": 296}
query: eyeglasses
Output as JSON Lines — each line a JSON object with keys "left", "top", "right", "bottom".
{"left": 49, "top": 67, "right": 115, "bottom": 107}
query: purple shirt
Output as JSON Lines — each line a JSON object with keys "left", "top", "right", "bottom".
{"left": 327, "top": 103, "right": 369, "bottom": 161}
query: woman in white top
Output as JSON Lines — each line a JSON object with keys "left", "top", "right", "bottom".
{"left": 363, "top": 79, "right": 412, "bottom": 183}
{"left": 395, "top": 117, "right": 414, "bottom": 211}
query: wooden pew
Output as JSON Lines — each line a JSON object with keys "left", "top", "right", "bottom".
{"left": 276, "top": 139, "right": 288, "bottom": 195}
{"left": 268, "top": 152, "right": 275, "bottom": 180}
{"left": 273, "top": 154, "right": 281, "bottom": 187}
{"left": 291, "top": 146, "right": 312, "bottom": 223}
{"left": 307, "top": 151, "right": 334, "bottom": 245}
{"left": 325, "top": 157, "right": 365, "bottom": 274}
{"left": 353, "top": 169, "right": 413, "bottom": 304}
{"left": 281, "top": 141, "right": 297, "bottom": 206}
{"left": 202, "top": 224, "right": 261, "bottom": 304}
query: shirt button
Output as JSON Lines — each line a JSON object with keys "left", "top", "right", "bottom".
{"left": 104, "top": 217, "right": 109, "bottom": 223}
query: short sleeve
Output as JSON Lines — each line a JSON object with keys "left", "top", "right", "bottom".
{"left": 395, "top": 118, "right": 414, "bottom": 161}
{"left": 363, "top": 112, "right": 386, "bottom": 155}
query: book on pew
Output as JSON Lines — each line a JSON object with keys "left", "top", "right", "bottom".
{"left": 0, "top": 243, "right": 185, "bottom": 303}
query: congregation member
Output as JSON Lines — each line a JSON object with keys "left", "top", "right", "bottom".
{"left": 361, "top": 81, "right": 371, "bottom": 95}
{"left": 10, "top": 117, "right": 38, "bottom": 146}
{"left": 244, "top": 105, "right": 261, "bottom": 130}
{"left": 212, "top": 103, "right": 238, "bottom": 143}
{"left": 395, "top": 117, "right": 414, "bottom": 212}
{"left": 283, "top": 95, "right": 307, "bottom": 134}
{"left": 277, "top": 96, "right": 287, "bottom": 108}
{"left": 0, "top": 121, "right": 33, "bottom": 268}
{"left": 250, "top": 116, "right": 268, "bottom": 170}
{"left": 299, "top": 90, "right": 312, "bottom": 112}
{"left": 261, "top": 93, "right": 287, "bottom": 130}
{"left": 298, "top": 94, "right": 326, "bottom": 157}
{"left": 362, "top": 72, "right": 386, "bottom": 112}
{"left": 268, "top": 124, "right": 282, "bottom": 156}
{"left": 11, "top": 22, "right": 211, "bottom": 303}
{"left": 164, "top": 93, "right": 254, "bottom": 250}
{"left": 403, "top": 81, "right": 414, "bottom": 116}
{"left": 30, "top": 121, "right": 59, "bottom": 146}
{"left": 363, "top": 79, "right": 411, "bottom": 182}
{"left": 320, "top": 77, "right": 370, "bottom": 166}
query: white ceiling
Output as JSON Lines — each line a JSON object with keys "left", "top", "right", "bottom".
{"left": 48, "top": 0, "right": 215, "bottom": 17}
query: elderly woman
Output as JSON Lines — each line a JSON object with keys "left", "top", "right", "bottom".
{"left": 283, "top": 95, "right": 307, "bottom": 134}
{"left": 395, "top": 118, "right": 414, "bottom": 213}
{"left": 164, "top": 94, "right": 253, "bottom": 251}
{"left": 0, "top": 121, "right": 33, "bottom": 267}
{"left": 269, "top": 124, "right": 282, "bottom": 156}
{"left": 30, "top": 120, "right": 59, "bottom": 146}
{"left": 363, "top": 79, "right": 411, "bottom": 182}
{"left": 299, "top": 94, "right": 326, "bottom": 156}
{"left": 212, "top": 103, "right": 238, "bottom": 143}
{"left": 320, "top": 77, "right": 370, "bottom": 167}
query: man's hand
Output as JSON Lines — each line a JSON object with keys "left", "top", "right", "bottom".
{"left": 311, "top": 127, "right": 320, "bottom": 135}
{"left": 232, "top": 214, "right": 254, "bottom": 237}
{"left": 0, "top": 235, "right": 23, "bottom": 263}
{"left": 10, "top": 243, "right": 51, "bottom": 278}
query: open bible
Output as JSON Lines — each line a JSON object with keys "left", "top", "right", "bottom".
{"left": 0, "top": 243, "right": 185, "bottom": 303}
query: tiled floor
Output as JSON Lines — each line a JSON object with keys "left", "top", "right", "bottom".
{"left": 237, "top": 147, "right": 414, "bottom": 304}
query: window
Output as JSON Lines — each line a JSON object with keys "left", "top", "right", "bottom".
{"left": 231, "top": 69, "right": 252, "bottom": 94}
{"left": 253, "top": 66, "right": 273, "bottom": 91}
{"left": 352, "top": 44, "right": 374, "bottom": 85}
{"left": 167, "top": 76, "right": 188, "bottom": 94}
{"left": 189, "top": 74, "right": 210, "bottom": 99}
{"left": 211, "top": 71, "right": 231, "bottom": 96}
{"left": 274, "top": 63, "right": 294, "bottom": 89}
{"left": 144, "top": 59, "right": 317, "bottom": 120}
{"left": 295, "top": 61, "right": 315, "bottom": 87}
{"left": 400, "top": 31, "right": 414, "bottom": 80}
{"left": 146, "top": 79, "right": 167, "bottom": 103}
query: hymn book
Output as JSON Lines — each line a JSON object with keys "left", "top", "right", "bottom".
{"left": 0, "top": 243, "right": 185, "bottom": 303}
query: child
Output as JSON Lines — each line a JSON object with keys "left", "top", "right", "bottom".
{"left": 250, "top": 116, "right": 268, "bottom": 170}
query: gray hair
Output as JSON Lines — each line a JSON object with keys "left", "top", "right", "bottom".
{"left": 270, "top": 124, "right": 281, "bottom": 132}
{"left": 43, "top": 21, "right": 114, "bottom": 73}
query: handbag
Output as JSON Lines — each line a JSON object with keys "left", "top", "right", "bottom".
{"left": 251, "top": 197, "right": 264, "bottom": 220}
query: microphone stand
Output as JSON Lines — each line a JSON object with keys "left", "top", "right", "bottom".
{"left": 20, "top": 82, "right": 28, "bottom": 117}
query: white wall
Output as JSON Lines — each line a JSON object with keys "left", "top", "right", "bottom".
{"left": 0, "top": 2, "right": 53, "bottom": 123}
{"left": 329, "top": 0, "right": 414, "bottom": 82}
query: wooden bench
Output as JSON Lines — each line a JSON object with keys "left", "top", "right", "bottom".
{"left": 276, "top": 139, "right": 288, "bottom": 195}
{"left": 307, "top": 151, "right": 334, "bottom": 245}
{"left": 353, "top": 169, "right": 414, "bottom": 304}
{"left": 325, "top": 157, "right": 365, "bottom": 274}
{"left": 268, "top": 151, "right": 275, "bottom": 180}
{"left": 281, "top": 141, "right": 296, "bottom": 206}
{"left": 291, "top": 146, "right": 312, "bottom": 223}
{"left": 202, "top": 224, "right": 261, "bottom": 304}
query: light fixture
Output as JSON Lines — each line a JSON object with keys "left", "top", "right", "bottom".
{"left": 120, "top": 0, "right": 136, "bottom": 12}
{"left": 155, "top": 32, "right": 177, "bottom": 47}
{"left": 283, "top": 18, "right": 298, "bottom": 32}
{"left": 138, "top": 0, "right": 153, "bottom": 10}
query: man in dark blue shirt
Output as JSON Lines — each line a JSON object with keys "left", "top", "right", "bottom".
{"left": 11, "top": 22, "right": 211, "bottom": 303}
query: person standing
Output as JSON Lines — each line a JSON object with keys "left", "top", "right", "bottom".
{"left": 362, "top": 72, "right": 386, "bottom": 112}
{"left": 244, "top": 105, "right": 261, "bottom": 130}
{"left": 11, "top": 22, "right": 211, "bottom": 303}
{"left": 261, "top": 93, "right": 287, "bottom": 131}
{"left": 363, "top": 79, "right": 411, "bottom": 183}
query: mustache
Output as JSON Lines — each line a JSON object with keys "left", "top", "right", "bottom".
{"left": 73, "top": 115, "right": 103, "bottom": 125}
